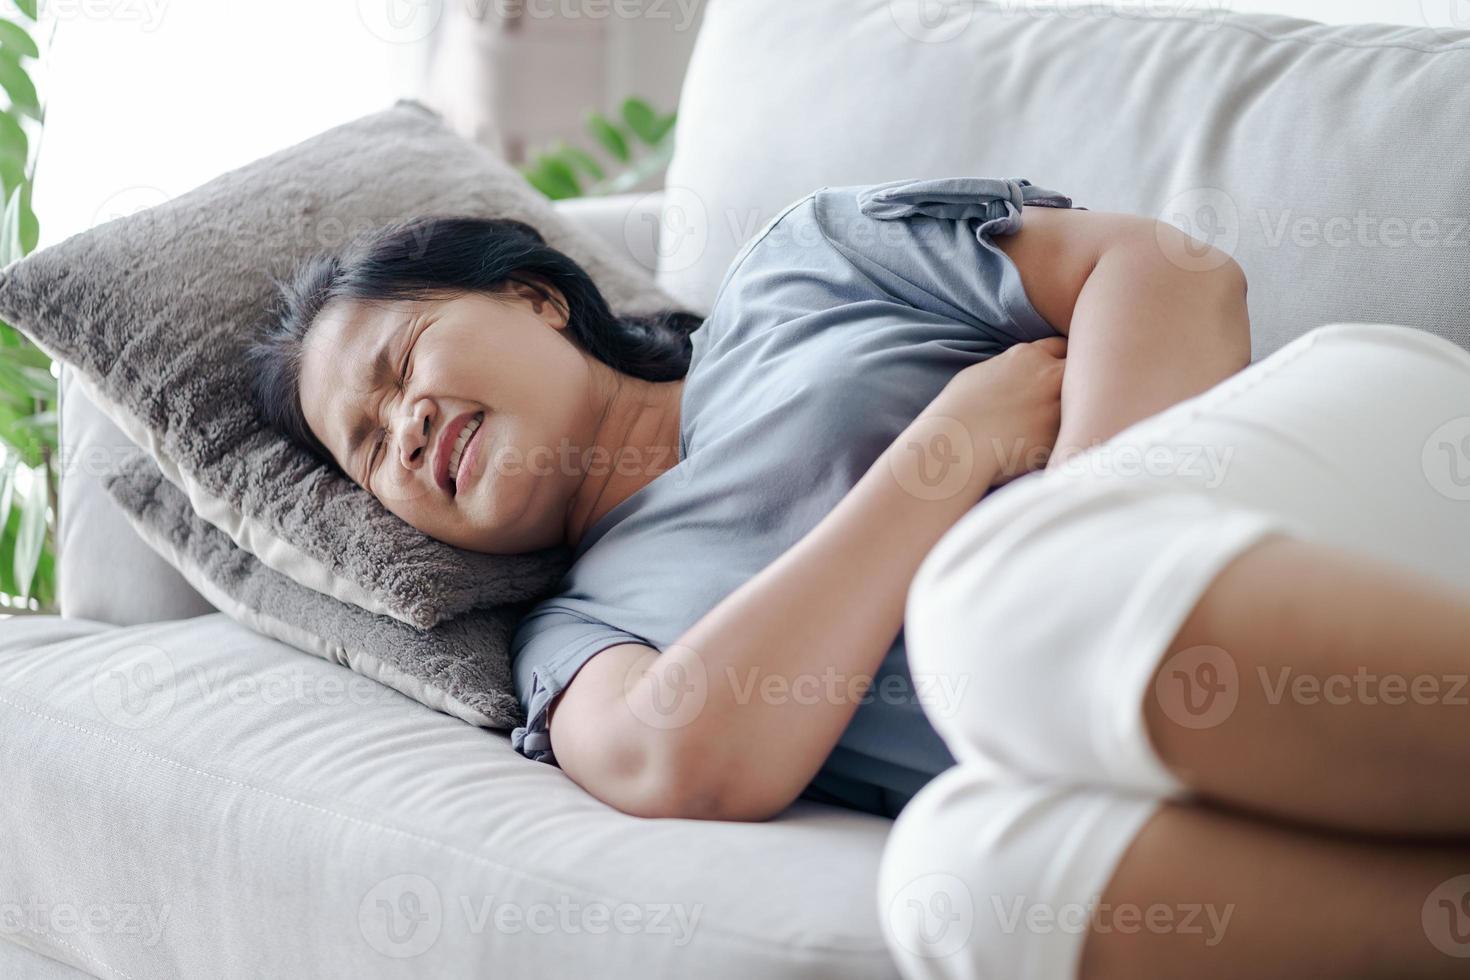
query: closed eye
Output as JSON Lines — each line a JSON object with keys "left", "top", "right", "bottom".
{"left": 366, "top": 320, "right": 420, "bottom": 480}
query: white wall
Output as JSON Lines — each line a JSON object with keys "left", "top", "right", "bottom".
{"left": 24, "top": 0, "right": 1465, "bottom": 256}
{"left": 30, "top": 2, "right": 430, "bottom": 252}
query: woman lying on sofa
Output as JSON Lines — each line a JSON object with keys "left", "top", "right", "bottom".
{"left": 248, "top": 177, "right": 1470, "bottom": 980}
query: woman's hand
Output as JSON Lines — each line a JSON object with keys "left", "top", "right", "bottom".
{"left": 926, "top": 336, "right": 1067, "bottom": 489}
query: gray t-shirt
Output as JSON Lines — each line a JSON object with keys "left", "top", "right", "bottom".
{"left": 510, "top": 176, "right": 1076, "bottom": 818}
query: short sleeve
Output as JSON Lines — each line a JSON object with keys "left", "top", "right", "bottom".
{"left": 812, "top": 176, "right": 1080, "bottom": 344}
{"left": 509, "top": 605, "right": 649, "bottom": 766}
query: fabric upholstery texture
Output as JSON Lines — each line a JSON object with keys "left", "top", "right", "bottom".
{"left": 0, "top": 615, "right": 898, "bottom": 980}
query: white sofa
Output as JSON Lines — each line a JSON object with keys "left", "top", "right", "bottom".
{"left": 7, "top": 2, "right": 1470, "bottom": 978}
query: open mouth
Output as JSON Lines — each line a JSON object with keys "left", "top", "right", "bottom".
{"left": 448, "top": 411, "right": 484, "bottom": 497}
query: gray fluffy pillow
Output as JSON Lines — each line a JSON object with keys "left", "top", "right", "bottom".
{"left": 0, "top": 98, "right": 687, "bottom": 629}
{"left": 104, "top": 453, "right": 528, "bottom": 730}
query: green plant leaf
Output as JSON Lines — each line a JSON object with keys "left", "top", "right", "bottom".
{"left": 0, "top": 20, "right": 37, "bottom": 59}
{"left": 0, "top": 478, "right": 18, "bottom": 598}
{"left": 0, "top": 453, "right": 15, "bottom": 546}
{"left": 0, "top": 326, "right": 49, "bottom": 367}
{"left": 0, "top": 402, "right": 44, "bottom": 467}
{"left": 0, "top": 156, "right": 20, "bottom": 198}
{"left": 585, "top": 111, "right": 630, "bottom": 163}
{"left": 520, "top": 165, "right": 563, "bottom": 200}
{"left": 0, "top": 182, "right": 22, "bottom": 266}
{"left": 521, "top": 155, "right": 579, "bottom": 200}
{"left": 0, "top": 358, "right": 52, "bottom": 401}
{"left": 585, "top": 137, "right": 676, "bottom": 196}
{"left": 32, "top": 533, "right": 53, "bottom": 608}
{"left": 18, "top": 178, "right": 35, "bottom": 252}
{"left": 12, "top": 460, "right": 44, "bottom": 599}
{"left": 650, "top": 111, "right": 677, "bottom": 144}
{"left": 0, "top": 110, "right": 25, "bottom": 171}
{"left": 13, "top": 0, "right": 36, "bottom": 21}
{"left": 0, "top": 54, "right": 39, "bottom": 120}
{"left": 13, "top": 408, "right": 55, "bottom": 443}
{"left": 540, "top": 154, "right": 582, "bottom": 197}
{"left": 554, "top": 142, "right": 604, "bottom": 182}
{"left": 0, "top": 373, "right": 33, "bottom": 413}
{"left": 620, "top": 97, "right": 662, "bottom": 145}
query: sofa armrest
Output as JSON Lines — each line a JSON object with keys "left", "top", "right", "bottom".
{"left": 56, "top": 364, "right": 215, "bottom": 625}
{"left": 552, "top": 190, "right": 664, "bottom": 278}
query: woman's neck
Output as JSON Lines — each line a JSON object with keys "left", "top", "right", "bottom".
{"left": 563, "top": 367, "right": 685, "bottom": 550}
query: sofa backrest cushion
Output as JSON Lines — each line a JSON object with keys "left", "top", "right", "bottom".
{"left": 660, "top": 1, "right": 1470, "bottom": 358}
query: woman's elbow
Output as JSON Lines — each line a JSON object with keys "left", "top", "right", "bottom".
{"left": 1147, "top": 219, "right": 1252, "bottom": 365}
{"left": 623, "top": 753, "right": 791, "bottom": 822}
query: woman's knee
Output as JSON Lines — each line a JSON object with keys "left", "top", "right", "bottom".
{"left": 879, "top": 763, "right": 1163, "bottom": 980}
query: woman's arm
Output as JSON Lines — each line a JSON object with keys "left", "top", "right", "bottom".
{"left": 547, "top": 339, "right": 1066, "bottom": 821}
{"left": 990, "top": 205, "right": 1252, "bottom": 462}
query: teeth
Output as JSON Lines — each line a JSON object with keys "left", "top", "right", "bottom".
{"left": 448, "top": 415, "right": 482, "bottom": 483}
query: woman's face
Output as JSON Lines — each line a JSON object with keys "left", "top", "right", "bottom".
{"left": 297, "top": 283, "right": 592, "bottom": 553}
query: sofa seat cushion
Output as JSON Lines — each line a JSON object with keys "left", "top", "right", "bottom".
{"left": 0, "top": 615, "right": 898, "bottom": 980}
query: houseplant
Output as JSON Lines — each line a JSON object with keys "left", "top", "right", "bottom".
{"left": 520, "top": 95, "right": 676, "bottom": 200}
{"left": 0, "top": 0, "right": 53, "bottom": 613}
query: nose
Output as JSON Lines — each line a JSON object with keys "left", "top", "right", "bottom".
{"left": 393, "top": 401, "right": 433, "bottom": 471}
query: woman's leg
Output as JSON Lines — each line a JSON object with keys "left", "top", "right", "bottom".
{"left": 890, "top": 322, "right": 1470, "bottom": 978}
{"left": 904, "top": 322, "right": 1470, "bottom": 834}
{"left": 1143, "top": 532, "right": 1470, "bottom": 837}
{"left": 879, "top": 763, "right": 1470, "bottom": 980}
{"left": 1080, "top": 799, "right": 1470, "bottom": 980}
{"left": 887, "top": 530, "right": 1470, "bottom": 980}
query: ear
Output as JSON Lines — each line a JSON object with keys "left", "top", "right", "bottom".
{"left": 508, "top": 277, "right": 569, "bottom": 330}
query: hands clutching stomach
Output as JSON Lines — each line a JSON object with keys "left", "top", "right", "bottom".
{"left": 921, "top": 336, "right": 1068, "bottom": 494}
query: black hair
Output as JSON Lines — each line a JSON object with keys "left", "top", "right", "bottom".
{"left": 244, "top": 213, "right": 703, "bottom": 470}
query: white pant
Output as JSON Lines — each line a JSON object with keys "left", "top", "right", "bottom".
{"left": 878, "top": 323, "right": 1470, "bottom": 980}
